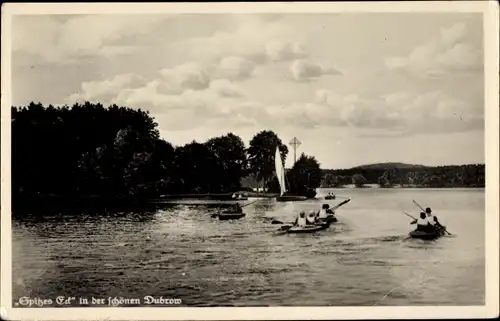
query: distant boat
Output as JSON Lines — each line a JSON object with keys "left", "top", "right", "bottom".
{"left": 274, "top": 147, "right": 307, "bottom": 202}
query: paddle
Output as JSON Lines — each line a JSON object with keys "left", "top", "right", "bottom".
{"left": 412, "top": 200, "right": 452, "bottom": 236}
{"left": 402, "top": 210, "right": 417, "bottom": 220}
{"left": 272, "top": 198, "right": 352, "bottom": 225}
{"left": 241, "top": 200, "right": 259, "bottom": 208}
{"left": 412, "top": 200, "right": 425, "bottom": 212}
{"left": 331, "top": 198, "right": 351, "bottom": 211}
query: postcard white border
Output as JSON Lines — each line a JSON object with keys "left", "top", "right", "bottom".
{"left": 1, "top": 1, "right": 499, "bottom": 320}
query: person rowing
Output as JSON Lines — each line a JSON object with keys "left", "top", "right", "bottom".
{"left": 433, "top": 216, "right": 445, "bottom": 233}
{"left": 426, "top": 207, "right": 446, "bottom": 232}
{"left": 425, "top": 207, "right": 446, "bottom": 233}
{"left": 411, "top": 212, "right": 434, "bottom": 232}
{"left": 425, "top": 207, "right": 435, "bottom": 226}
{"left": 294, "top": 211, "right": 307, "bottom": 227}
{"left": 317, "top": 204, "right": 329, "bottom": 220}
{"left": 317, "top": 204, "right": 335, "bottom": 220}
{"left": 306, "top": 210, "right": 317, "bottom": 225}
{"left": 231, "top": 202, "right": 243, "bottom": 213}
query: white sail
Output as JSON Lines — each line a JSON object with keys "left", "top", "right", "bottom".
{"left": 275, "top": 147, "right": 287, "bottom": 196}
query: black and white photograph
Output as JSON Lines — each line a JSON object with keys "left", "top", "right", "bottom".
{"left": 1, "top": 2, "right": 498, "bottom": 320}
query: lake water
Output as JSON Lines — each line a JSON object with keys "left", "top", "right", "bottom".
{"left": 12, "top": 188, "right": 485, "bottom": 307}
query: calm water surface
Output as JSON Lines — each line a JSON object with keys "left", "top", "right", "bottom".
{"left": 12, "top": 188, "right": 485, "bottom": 306}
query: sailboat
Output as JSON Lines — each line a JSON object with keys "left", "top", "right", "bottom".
{"left": 274, "top": 147, "right": 307, "bottom": 202}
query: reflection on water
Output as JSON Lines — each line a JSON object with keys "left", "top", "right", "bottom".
{"left": 12, "top": 188, "right": 485, "bottom": 306}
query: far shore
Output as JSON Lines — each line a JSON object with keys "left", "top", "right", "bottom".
{"left": 157, "top": 185, "right": 484, "bottom": 200}
{"left": 14, "top": 185, "right": 485, "bottom": 203}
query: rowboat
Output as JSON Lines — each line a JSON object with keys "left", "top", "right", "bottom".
{"left": 276, "top": 195, "right": 307, "bottom": 202}
{"left": 217, "top": 212, "right": 246, "bottom": 220}
{"left": 286, "top": 224, "right": 329, "bottom": 234}
{"left": 409, "top": 226, "right": 446, "bottom": 240}
{"left": 318, "top": 214, "right": 337, "bottom": 224}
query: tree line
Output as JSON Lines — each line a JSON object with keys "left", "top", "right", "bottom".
{"left": 12, "top": 102, "right": 321, "bottom": 205}
{"left": 321, "top": 164, "right": 485, "bottom": 188}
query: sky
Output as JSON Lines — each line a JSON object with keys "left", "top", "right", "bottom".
{"left": 11, "top": 13, "right": 485, "bottom": 169}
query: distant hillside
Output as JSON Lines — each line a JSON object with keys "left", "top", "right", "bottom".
{"left": 350, "top": 162, "right": 428, "bottom": 170}
{"left": 321, "top": 163, "right": 485, "bottom": 188}
{"left": 241, "top": 162, "right": 485, "bottom": 189}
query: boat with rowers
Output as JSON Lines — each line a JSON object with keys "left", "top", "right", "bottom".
{"left": 217, "top": 212, "right": 246, "bottom": 220}
{"left": 280, "top": 215, "right": 330, "bottom": 234}
{"left": 211, "top": 203, "right": 246, "bottom": 220}
{"left": 276, "top": 200, "right": 350, "bottom": 234}
{"left": 324, "top": 192, "right": 336, "bottom": 200}
{"left": 406, "top": 201, "right": 450, "bottom": 241}
{"left": 409, "top": 227, "right": 446, "bottom": 240}
{"left": 286, "top": 223, "right": 329, "bottom": 234}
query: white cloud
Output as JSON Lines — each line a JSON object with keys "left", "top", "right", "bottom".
{"left": 208, "top": 79, "right": 244, "bottom": 98}
{"left": 158, "top": 62, "right": 211, "bottom": 94}
{"left": 312, "top": 89, "right": 483, "bottom": 133}
{"left": 216, "top": 56, "right": 256, "bottom": 81}
{"left": 176, "top": 18, "right": 305, "bottom": 65}
{"left": 13, "top": 15, "right": 166, "bottom": 63}
{"left": 67, "top": 73, "right": 147, "bottom": 105}
{"left": 385, "top": 22, "right": 482, "bottom": 77}
{"left": 290, "top": 59, "right": 342, "bottom": 81}
{"left": 219, "top": 89, "right": 483, "bottom": 134}
{"left": 67, "top": 66, "right": 482, "bottom": 135}
{"left": 65, "top": 66, "right": 247, "bottom": 130}
{"left": 265, "top": 40, "right": 307, "bottom": 62}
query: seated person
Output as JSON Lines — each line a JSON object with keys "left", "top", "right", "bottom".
{"left": 306, "top": 211, "right": 317, "bottom": 225}
{"left": 294, "top": 211, "right": 307, "bottom": 227}
{"left": 232, "top": 203, "right": 242, "bottom": 213}
{"left": 411, "top": 212, "right": 433, "bottom": 232}
{"left": 433, "top": 216, "right": 445, "bottom": 232}
{"left": 317, "top": 204, "right": 329, "bottom": 219}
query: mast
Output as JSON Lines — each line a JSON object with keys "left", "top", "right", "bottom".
{"left": 289, "top": 137, "right": 301, "bottom": 166}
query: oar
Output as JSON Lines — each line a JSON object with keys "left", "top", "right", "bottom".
{"left": 331, "top": 198, "right": 351, "bottom": 211}
{"left": 279, "top": 224, "right": 293, "bottom": 231}
{"left": 412, "top": 200, "right": 452, "bottom": 236}
{"left": 271, "top": 219, "right": 293, "bottom": 225}
{"left": 402, "top": 210, "right": 417, "bottom": 220}
{"left": 240, "top": 200, "right": 259, "bottom": 208}
{"left": 412, "top": 200, "right": 425, "bottom": 212}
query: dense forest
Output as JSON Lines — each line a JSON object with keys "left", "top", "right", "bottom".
{"left": 11, "top": 102, "right": 321, "bottom": 205}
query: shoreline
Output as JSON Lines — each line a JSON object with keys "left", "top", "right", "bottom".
{"left": 12, "top": 186, "right": 484, "bottom": 203}
{"left": 10, "top": 186, "right": 485, "bottom": 216}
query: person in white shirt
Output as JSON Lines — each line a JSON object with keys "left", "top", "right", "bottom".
{"left": 306, "top": 211, "right": 317, "bottom": 225}
{"left": 295, "top": 211, "right": 307, "bottom": 227}
{"left": 317, "top": 204, "right": 329, "bottom": 219}
{"left": 425, "top": 207, "right": 435, "bottom": 226}
{"left": 411, "top": 212, "right": 433, "bottom": 231}
{"left": 426, "top": 207, "right": 446, "bottom": 233}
